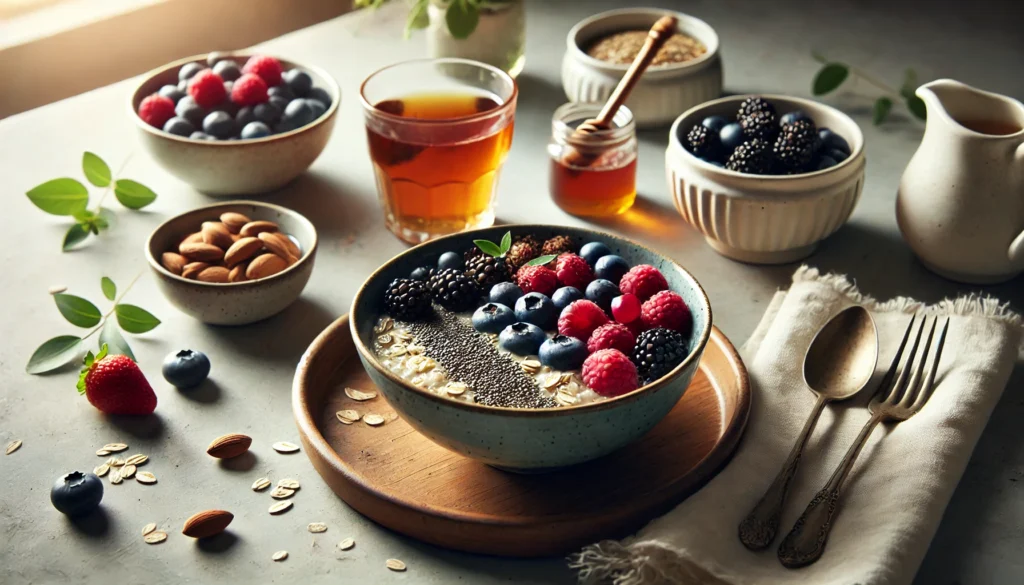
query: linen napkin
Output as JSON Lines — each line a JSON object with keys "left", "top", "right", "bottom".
{"left": 570, "top": 266, "right": 1022, "bottom": 585}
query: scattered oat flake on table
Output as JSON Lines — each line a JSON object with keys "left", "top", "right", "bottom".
{"left": 363, "top": 414, "right": 385, "bottom": 427}
{"left": 5, "top": 440, "right": 21, "bottom": 455}
{"left": 144, "top": 531, "right": 167, "bottom": 544}
{"left": 308, "top": 522, "right": 327, "bottom": 533}
{"left": 336, "top": 410, "right": 361, "bottom": 424}
{"left": 102, "top": 443, "right": 128, "bottom": 452}
{"left": 141, "top": 523, "right": 157, "bottom": 536}
{"left": 107, "top": 456, "right": 124, "bottom": 467}
{"left": 386, "top": 559, "right": 407, "bottom": 572}
{"left": 121, "top": 464, "right": 137, "bottom": 479}
{"left": 338, "top": 538, "right": 355, "bottom": 551}
{"left": 344, "top": 387, "right": 377, "bottom": 401}
{"left": 48, "top": 285, "right": 67, "bottom": 295}
{"left": 272, "top": 441, "right": 300, "bottom": 453}
{"left": 94, "top": 464, "right": 109, "bottom": 477}
{"left": 277, "top": 479, "right": 300, "bottom": 490}
{"left": 272, "top": 550, "right": 288, "bottom": 562}
{"left": 252, "top": 477, "right": 272, "bottom": 491}
{"left": 269, "top": 501, "right": 293, "bottom": 515}
{"left": 95, "top": 449, "right": 111, "bottom": 457}
{"left": 270, "top": 487, "right": 295, "bottom": 499}
{"left": 136, "top": 471, "right": 157, "bottom": 484}
{"left": 110, "top": 469, "right": 123, "bottom": 484}
{"left": 385, "top": 412, "right": 399, "bottom": 423}
{"left": 124, "top": 454, "right": 148, "bottom": 466}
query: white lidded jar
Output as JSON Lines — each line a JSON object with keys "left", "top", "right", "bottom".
{"left": 426, "top": 0, "right": 525, "bottom": 78}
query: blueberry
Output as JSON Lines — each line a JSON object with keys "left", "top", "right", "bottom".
{"left": 410, "top": 266, "right": 433, "bottom": 281}
{"left": 489, "top": 282, "right": 523, "bottom": 307}
{"left": 818, "top": 128, "right": 851, "bottom": 155}
{"left": 254, "top": 102, "right": 281, "bottom": 124}
{"left": 580, "top": 241, "right": 612, "bottom": 266}
{"left": 306, "top": 98, "right": 326, "bottom": 120}
{"left": 163, "top": 116, "right": 195, "bottom": 137}
{"left": 206, "top": 51, "right": 230, "bottom": 67}
{"left": 284, "top": 68, "right": 313, "bottom": 97}
{"left": 162, "top": 349, "right": 211, "bottom": 389}
{"left": 308, "top": 87, "right": 332, "bottom": 108}
{"left": 701, "top": 115, "right": 729, "bottom": 132}
{"left": 175, "top": 96, "right": 206, "bottom": 127}
{"left": 539, "top": 335, "right": 588, "bottom": 370}
{"left": 268, "top": 84, "right": 295, "bottom": 101}
{"left": 720, "top": 122, "right": 745, "bottom": 151}
{"left": 241, "top": 121, "right": 271, "bottom": 140}
{"left": 594, "top": 255, "right": 629, "bottom": 284}
{"left": 824, "top": 148, "right": 849, "bottom": 163}
{"left": 202, "top": 111, "right": 235, "bottom": 139}
{"left": 189, "top": 131, "right": 215, "bottom": 140}
{"left": 472, "top": 302, "right": 516, "bottom": 334}
{"left": 498, "top": 322, "right": 546, "bottom": 356}
{"left": 515, "top": 292, "right": 557, "bottom": 329}
{"left": 178, "top": 62, "right": 206, "bottom": 82}
{"left": 276, "top": 99, "right": 315, "bottom": 133}
{"left": 177, "top": 79, "right": 189, "bottom": 93}
{"left": 586, "top": 279, "right": 620, "bottom": 313}
{"left": 213, "top": 60, "right": 242, "bottom": 82}
{"left": 552, "top": 286, "right": 584, "bottom": 312}
{"left": 269, "top": 95, "right": 290, "bottom": 111}
{"left": 815, "top": 156, "right": 839, "bottom": 171}
{"left": 158, "top": 84, "right": 186, "bottom": 104}
{"left": 780, "top": 110, "right": 813, "bottom": 127}
{"left": 236, "top": 106, "right": 256, "bottom": 128}
{"left": 437, "top": 251, "right": 463, "bottom": 271}
{"left": 50, "top": 471, "right": 103, "bottom": 517}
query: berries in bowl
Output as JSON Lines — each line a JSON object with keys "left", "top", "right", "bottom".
{"left": 130, "top": 52, "right": 339, "bottom": 195}
{"left": 350, "top": 225, "right": 711, "bottom": 471}
{"left": 666, "top": 94, "right": 865, "bottom": 264}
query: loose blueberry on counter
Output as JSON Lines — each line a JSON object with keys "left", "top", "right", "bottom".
{"left": 579, "top": 241, "right": 612, "bottom": 266}
{"left": 498, "top": 322, "right": 547, "bottom": 356}
{"left": 254, "top": 102, "right": 281, "bottom": 124}
{"left": 308, "top": 87, "right": 332, "bottom": 108}
{"left": 241, "top": 121, "right": 271, "bottom": 140}
{"left": 472, "top": 303, "right": 516, "bottom": 334}
{"left": 701, "top": 115, "right": 729, "bottom": 132}
{"left": 203, "top": 111, "right": 235, "bottom": 139}
{"left": 268, "top": 84, "right": 295, "bottom": 102}
{"left": 410, "top": 266, "right": 433, "bottom": 281}
{"left": 586, "top": 279, "right": 620, "bottom": 313}
{"left": 178, "top": 62, "right": 206, "bottom": 82}
{"left": 515, "top": 292, "right": 557, "bottom": 329}
{"left": 162, "top": 349, "right": 211, "bottom": 389}
{"left": 437, "top": 251, "right": 464, "bottom": 271}
{"left": 552, "top": 286, "right": 584, "bottom": 312}
{"left": 175, "top": 96, "right": 206, "bottom": 127}
{"left": 594, "top": 255, "right": 629, "bottom": 284}
{"left": 284, "top": 69, "right": 313, "bottom": 97}
{"left": 815, "top": 156, "right": 839, "bottom": 171}
{"left": 306, "top": 98, "right": 326, "bottom": 120}
{"left": 163, "top": 116, "right": 195, "bottom": 137}
{"left": 489, "top": 282, "right": 523, "bottom": 307}
{"left": 190, "top": 131, "right": 216, "bottom": 140}
{"left": 818, "top": 128, "right": 851, "bottom": 155}
{"left": 539, "top": 335, "right": 588, "bottom": 371}
{"left": 780, "top": 110, "right": 812, "bottom": 126}
{"left": 213, "top": 60, "right": 242, "bottom": 82}
{"left": 720, "top": 122, "right": 745, "bottom": 151}
{"left": 276, "top": 99, "right": 315, "bottom": 133}
{"left": 158, "top": 84, "right": 186, "bottom": 104}
{"left": 51, "top": 471, "right": 103, "bottom": 517}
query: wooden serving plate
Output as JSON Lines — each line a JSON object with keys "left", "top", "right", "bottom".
{"left": 293, "top": 315, "right": 750, "bottom": 557}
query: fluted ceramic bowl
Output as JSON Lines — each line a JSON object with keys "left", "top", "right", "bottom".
{"left": 666, "top": 95, "right": 866, "bottom": 264}
{"left": 350, "top": 225, "right": 712, "bottom": 472}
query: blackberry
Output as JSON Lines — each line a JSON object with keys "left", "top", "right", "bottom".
{"left": 773, "top": 119, "right": 819, "bottom": 172}
{"left": 737, "top": 96, "right": 776, "bottom": 119}
{"left": 384, "top": 278, "right": 432, "bottom": 320}
{"left": 542, "top": 235, "right": 576, "bottom": 256}
{"left": 725, "top": 138, "right": 773, "bottom": 174}
{"left": 686, "top": 124, "right": 723, "bottom": 160}
{"left": 632, "top": 327, "right": 688, "bottom": 383}
{"left": 739, "top": 109, "right": 778, "bottom": 141}
{"left": 428, "top": 268, "right": 481, "bottom": 311}
{"left": 464, "top": 246, "right": 485, "bottom": 263}
{"left": 465, "top": 254, "right": 511, "bottom": 288}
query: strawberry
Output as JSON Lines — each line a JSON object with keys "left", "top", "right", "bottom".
{"left": 77, "top": 345, "right": 157, "bottom": 415}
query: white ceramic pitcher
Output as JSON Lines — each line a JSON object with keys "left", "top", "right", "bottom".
{"left": 896, "top": 79, "right": 1024, "bottom": 284}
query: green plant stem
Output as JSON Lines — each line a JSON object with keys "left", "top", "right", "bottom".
{"left": 93, "top": 153, "right": 133, "bottom": 211}
{"left": 80, "top": 270, "right": 143, "bottom": 342}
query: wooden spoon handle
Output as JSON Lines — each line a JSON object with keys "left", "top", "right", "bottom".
{"left": 592, "top": 15, "right": 677, "bottom": 128}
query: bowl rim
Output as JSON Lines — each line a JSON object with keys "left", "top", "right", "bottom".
{"left": 145, "top": 199, "right": 318, "bottom": 288}
{"left": 667, "top": 93, "right": 866, "bottom": 181}
{"left": 349, "top": 224, "right": 713, "bottom": 418}
{"left": 566, "top": 7, "right": 720, "bottom": 74}
{"left": 128, "top": 51, "right": 340, "bottom": 145}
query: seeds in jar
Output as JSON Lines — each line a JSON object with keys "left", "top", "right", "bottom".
{"left": 586, "top": 30, "right": 706, "bottom": 66}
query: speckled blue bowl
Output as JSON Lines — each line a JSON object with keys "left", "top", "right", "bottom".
{"left": 350, "top": 225, "right": 712, "bottom": 472}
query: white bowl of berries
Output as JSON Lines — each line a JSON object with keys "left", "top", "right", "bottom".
{"left": 666, "top": 95, "right": 865, "bottom": 264}
{"left": 130, "top": 52, "right": 339, "bottom": 195}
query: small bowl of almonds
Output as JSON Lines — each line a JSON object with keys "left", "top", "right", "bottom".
{"left": 146, "top": 200, "right": 317, "bottom": 325}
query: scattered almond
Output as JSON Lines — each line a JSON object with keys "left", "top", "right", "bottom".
{"left": 338, "top": 538, "right": 355, "bottom": 551}
{"left": 386, "top": 559, "right": 407, "bottom": 572}
{"left": 277, "top": 478, "right": 300, "bottom": 490}
{"left": 136, "top": 471, "right": 157, "bottom": 484}
{"left": 224, "top": 237, "right": 263, "bottom": 267}
{"left": 363, "top": 414, "right": 385, "bottom": 427}
{"left": 197, "top": 266, "right": 230, "bottom": 283}
{"left": 308, "top": 522, "right": 327, "bottom": 533}
{"left": 246, "top": 253, "right": 287, "bottom": 280}
{"left": 344, "top": 388, "right": 377, "bottom": 401}
{"left": 142, "top": 523, "right": 157, "bottom": 536}
{"left": 257, "top": 232, "right": 298, "bottom": 264}
{"left": 268, "top": 501, "right": 293, "bottom": 515}
{"left": 252, "top": 477, "right": 272, "bottom": 491}
{"left": 228, "top": 263, "right": 250, "bottom": 283}
{"left": 201, "top": 221, "right": 234, "bottom": 249}
{"left": 239, "top": 220, "right": 279, "bottom": 237}
{"left": 179, "top": 242, "right": 224, "bottom": 263}
{"left": 144, "top": 531, "right": 168, "bottom": 544}
{"left": 272, "top": 441, "right": 299, "bottom": 454}
{"left": 182, "top": 510, "right": 234, "bottom": 538}
{"left": 161, "top": 252, "right": 187, "bottom": 275}
{"left": 182, "top": 262, "right": 211, "bottom": 280}
{"left": 270, "top": 487, "right": 295, "bottom": 499}
{"left": 220, "top": 212, "right": 251, "bottom": 233}
{"left": 272, "top": 550, "right": 288, "bottom": 562}
{"left": 206, "top": 433, "right": 253, "bottom": 459}
{"left": 5, "top": 440, "right": 21, "bottom": 455}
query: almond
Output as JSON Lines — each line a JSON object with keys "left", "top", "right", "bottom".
{"left": 182, "top": 262, "right": 210, "bottom": 280}
{"left": 219, "top": 212, "right": 251, "bottom": 234}
{"left": 224, "top": 237, "right": 263, "bottom": 267}
{"left": 201, "top": 222, "right": 234, "bottom": 249}
{"left": 239, "top": 220, "right": 279, "bottom": 237}
{"left": 206, "top": 433, "right": 252, "bottom": 459}
{"left": 228, "top": 263, "right": 249, "bottom": 283}
{"left": 179, "top": 242, "right": 224, "bottom": 262}
{"left": 258, "top": 232, "right": 298, "bottom": 264}
{"left": 197, "top": 266, "right": 230, "bottom": 283}
{"left": 246, "top": 253, "right": 287, "bottom": 280}
{"left": 161, "top": 252, "right": 187, "bottom": 275}
{"left": 182, "top": 510, "right": 234, "bottom": 539}
{"left": 180, "top": 232, "right": 204, "bottom": 246}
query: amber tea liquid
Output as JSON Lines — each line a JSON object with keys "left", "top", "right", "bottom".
{"left": 366, "top": 92, "right": 514, "bottom": 243}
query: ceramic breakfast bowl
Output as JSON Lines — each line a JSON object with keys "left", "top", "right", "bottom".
{"left": 666, "top": 94, "right": 866, "bottom": 264}
{"left": 562, "top": 8, "right": 722, "bottom": 128}
{"left": 349, "top": 225, "right": 712, "bottom": 471}
{"left": 129, "top": 52, "right": 339, "bottom": 195}
{"left": 146, "top": 201, "right": 317, "bottom": 325}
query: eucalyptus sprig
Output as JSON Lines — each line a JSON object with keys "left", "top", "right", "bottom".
{"left": 811, "top": 52, "right": 926, "bottom": 126}
{"left": 356, "top": 0, "right": 513, "bottom": 39}
{"left": 26, "top": 152, "right": 157, "bottom": 252}
{"left": 26, "top": 274, "right": 161, "bottom": 374}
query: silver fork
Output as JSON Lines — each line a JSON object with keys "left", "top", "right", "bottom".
{"left": 776, "top": 315, "right": 950, "bottom": 568}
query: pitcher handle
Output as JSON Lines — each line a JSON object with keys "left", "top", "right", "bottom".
{"left": 1010, "top": 142, "right": 1024, "bottom": 265}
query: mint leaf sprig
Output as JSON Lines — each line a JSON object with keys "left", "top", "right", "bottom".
{"left": 26, "top": 152, "right": 157, "bottom": 252}
{"left": 26, "top": 273, "right": 161, "bottom": 374}
{"left": 811, "top": 52, "right": 926, "bottom": 126}
{"left": 356, "top": 0, "right": 513, "bottom": 39}
{"left": 473, "top": 230, "right": 512, "bottom": 258}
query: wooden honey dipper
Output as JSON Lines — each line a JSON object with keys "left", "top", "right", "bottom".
{"left": 562, "top": 15, "right": 678, "bottom": 168}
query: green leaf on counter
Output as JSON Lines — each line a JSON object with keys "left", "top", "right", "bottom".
{"left": 113, "top": 179, "right": 157, "bottom": 210}
{"left": 872, "top": 97, "right": 893, "bottom": 125}
{"left": 82, "top": 152, "right": 111, "bottom": 187}
{"left": 26, "top": 178, "right": 89, "bottom": 216}
{"left": 899, "top": 68, "right": 918, "bottom": 100}
{"left": 54, "top": 294, "right": 102, "bottom": 328}
{"left": 26, "top": 335, "right": 84, "bottom": 374}
{"left": 99, "top": 319, "right": 134, "bottom": 360}
{"left": 62, "top": 223, "right": 90, "bottom": 251}
{"left": 906, "top": 96, "right": 927, "bottom": 121}
{"left": 101, "top": 277, "right": 116, "bottom": 301}
{"left": 445, "top": 0, "right": 480, "bottom": 39}
{"left": 115, "top": 304, "right": 161, "bottom": 334}
{"left": 812, "top": 63, "right": 849, "bottom": 95}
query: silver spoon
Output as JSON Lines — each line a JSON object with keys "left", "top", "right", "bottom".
{"left": 738, "top": 305, "right": 878, "bottom": 550}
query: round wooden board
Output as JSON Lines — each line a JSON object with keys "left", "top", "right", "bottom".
{"left": 293, "top": 315, "right": 750, "bottom": 557}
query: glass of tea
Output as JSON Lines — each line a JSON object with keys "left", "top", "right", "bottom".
{"left": 360, "top": 58, "right": 518, "bottom": 244}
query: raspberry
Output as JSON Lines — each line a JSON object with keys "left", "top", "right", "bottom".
{"left": 138, "top": 94, "right": 175, "bottom": 128}
{"left": 582, "top": 349, "right": 639, "bottom": 397}
{"left": 515, "top": 264, "right": 558, "bottom": 296}
{"left": 641, "top": 290, "right": 692, "bottom": 333}
{"left": 611, "top": 293, "right": 641, "bottom": 324}
{"left": 587, "top": 322, "right": 635, "bottom": 354}
{"left": 619, "top": 265, "right": 668, "bottom": 301}
{"left": 554, "top": 253, "right": 593, "bottom": 290}
{"left": 231, "top": 73, "right": 268, "bottom": 106}
{"left": 243, "top": 55, "right": 283, "bottom": 87}
{"left": 187, "top": 70, "right": 227, "bottom": 109}
{"left": 557, "top": 300, "right": 608, "bottom": 341}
